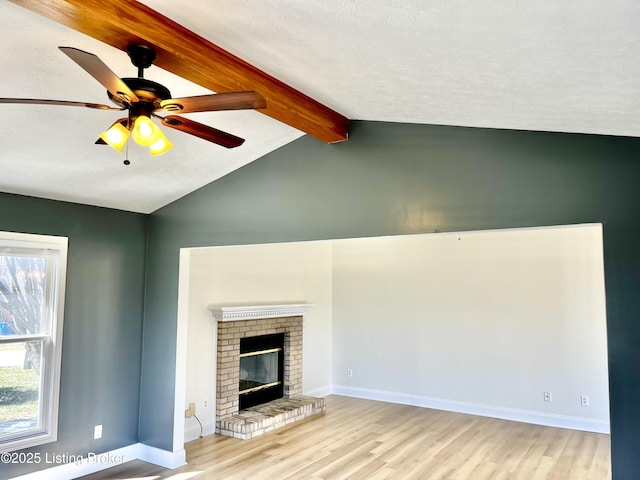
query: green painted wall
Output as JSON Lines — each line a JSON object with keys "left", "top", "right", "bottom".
{"left": 0, "top": 193, "right": 147, "bottom": 479}
{"left": 143, "top": 120, "right": 640, "bottom": 479}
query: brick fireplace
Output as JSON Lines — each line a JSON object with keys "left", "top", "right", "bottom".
{"left": 209, "top": 304, "right": 325, "bottom": 439}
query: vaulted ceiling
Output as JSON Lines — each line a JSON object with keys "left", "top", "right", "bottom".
{"left": 2, "top": 1, "right": 639, "bottom": 213}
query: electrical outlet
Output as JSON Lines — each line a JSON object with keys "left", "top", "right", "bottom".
{"left": 543, "top": 392, "right": 552, "bottom": 402}
{"left": 347, "top": 369, "right": 353, "bottom": 378}
{"left": 185, "top": 402, "right": 196, "bottom": 418}
{"left": 93, "top": 424, "right": 103, "bottom": 440}
{"left": 581, "top": 395, "right": 590, "bottom": 406}
{"left": 204, "top": 399, "right": 208, "bottom": 408}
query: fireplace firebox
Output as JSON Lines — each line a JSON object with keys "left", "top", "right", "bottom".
{"left": 239, "top": 333, "right": 284, "bottom": 410}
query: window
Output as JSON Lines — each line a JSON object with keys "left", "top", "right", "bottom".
{"left": 0, "top": 231, "right": 67, "bottom": 452}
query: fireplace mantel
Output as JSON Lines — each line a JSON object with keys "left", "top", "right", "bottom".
{"left": 209, "top": 303, "right": 314, "bottom": 322}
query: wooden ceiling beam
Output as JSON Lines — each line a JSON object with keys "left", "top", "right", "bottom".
{"left": 10, "top": 0, "right": 349, "bottom": 143}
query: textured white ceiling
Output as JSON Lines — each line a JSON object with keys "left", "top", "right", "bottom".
{"left": 2, "top": 1, "right": 640, "bottom": 213}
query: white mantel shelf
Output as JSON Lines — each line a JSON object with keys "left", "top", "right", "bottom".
{"left": 209, "top": 304, "right": 315, "bottom": 322}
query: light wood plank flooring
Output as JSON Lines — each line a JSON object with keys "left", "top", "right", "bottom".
{"left": 79, "top": 395, "right": 611, "bottom": 479}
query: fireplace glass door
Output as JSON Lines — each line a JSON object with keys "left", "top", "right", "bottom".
{"left": 239, "top": 333, "right": 284, "bottom": 409}
{"left": 240, "top": 349, "right": 279, "bottom": 392}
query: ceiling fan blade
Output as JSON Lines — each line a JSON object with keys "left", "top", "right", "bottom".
{"left": 159, "top": 91, "right": 266, "bottom": 114}
{"left": 59, "top": 46, "right": 139, "bottom": 104}
{"left": 159, "top": 115, "right": 245, "bottom": 148}
{"left": 0, "top": 98, "right": 122, "bottom": 110}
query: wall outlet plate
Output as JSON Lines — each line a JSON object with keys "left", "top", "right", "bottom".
{"left": 93, "top": 424, "right": 103, "bottom": 439}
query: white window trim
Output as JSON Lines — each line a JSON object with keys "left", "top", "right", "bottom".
{"left": 0, "top": 231, "right": 68, "bottom": 453}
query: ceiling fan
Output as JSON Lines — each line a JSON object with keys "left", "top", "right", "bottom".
{"left": 0, "top": 44, "right": 267, "bottom": 163}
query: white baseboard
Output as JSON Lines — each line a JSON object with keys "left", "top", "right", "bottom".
{"left": 184, "top": 421, "right": 216, "bottom": 443}
{"left": 304, "top": 385, "right": 332, "bottom": 397}
{"left": 10, "top": 443, "right": 186, "bottom": 480}
{"left": 331, "top": 385, "right": 610, "bottom": 434}
{"left": 134, "top": 443, "right": 186, "bottom": 469}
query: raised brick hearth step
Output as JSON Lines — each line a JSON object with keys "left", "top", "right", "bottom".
{"left": 218, "top": 395, "right": 326, "bottom": 440}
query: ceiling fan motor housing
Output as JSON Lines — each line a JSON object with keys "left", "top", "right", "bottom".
{"left": 105, "top": 44, "right": 171, "bottom": 113}
{"left": 108, "top": 77, "right": 172, "bottom": 112}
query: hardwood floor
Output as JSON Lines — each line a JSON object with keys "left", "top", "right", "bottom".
{"left": 79, "top": 395, "right": 611, "bottom": 479}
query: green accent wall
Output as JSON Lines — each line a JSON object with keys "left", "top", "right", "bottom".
{"left": 143, "top": 120, "right": 640, "bottom": 479}
{"left": 0, "top": 193, "right": 147, "bottom": 479}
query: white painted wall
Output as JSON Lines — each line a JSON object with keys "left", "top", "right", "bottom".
{"left": 184, "top": 241, "right": 333, "bottom": 441}
{"left": 183, "top": 224, "right": 609, "bottom": 440}
{"left": 332, "top": 225, "right": 609, "bottom": 431}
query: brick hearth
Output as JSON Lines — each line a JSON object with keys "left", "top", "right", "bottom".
{"left": 218, "top": 396, "right": 326, "bottom": 440}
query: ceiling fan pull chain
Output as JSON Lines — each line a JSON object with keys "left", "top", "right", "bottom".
{"left": 123, "top": 110, "right": 132, "bottom": 165}
{"left": 124, "top": 134, "right": 131, "bottom": 166}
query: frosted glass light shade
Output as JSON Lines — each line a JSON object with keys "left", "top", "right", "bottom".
{"left": 149, "top": 132, "right": 173, "bottom": 156}
{"left": 131, "top": 115, "right": 161, "bottom": 146}
{"left": 99, "top": 122, "right": 130, "bottom": 152}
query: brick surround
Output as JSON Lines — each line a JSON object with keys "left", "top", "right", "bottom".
{"left": 209, "top": 305, "right": 323, "bottom": 438}
{"left": 215, "top": 315, "right": 303, "bottom": 431}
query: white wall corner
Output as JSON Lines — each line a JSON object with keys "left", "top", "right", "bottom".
{"left": 174, "top": 248, "right": 191, "bottom": 452}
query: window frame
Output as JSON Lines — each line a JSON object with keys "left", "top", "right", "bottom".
{"left": 0, "top": 231, "right": 68, "bottom": 453}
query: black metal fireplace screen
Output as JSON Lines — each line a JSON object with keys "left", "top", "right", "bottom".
{"left": 239, "top": 333, "right": 284, "bottom": 410}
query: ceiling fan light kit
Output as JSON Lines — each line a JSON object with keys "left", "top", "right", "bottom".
{"left": 1, "top": 43, "right": 268, "bottom": 163}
